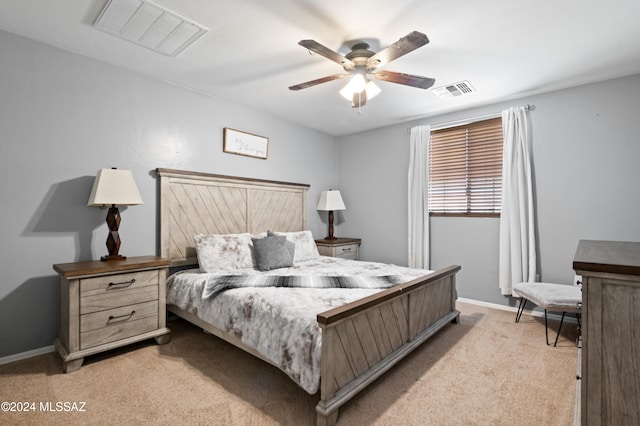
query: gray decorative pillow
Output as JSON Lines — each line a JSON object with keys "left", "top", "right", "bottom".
{"left": 252, "top": 233, "right": 295, "bottom": 271}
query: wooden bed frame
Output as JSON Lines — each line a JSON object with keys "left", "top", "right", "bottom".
{"left": 156, "top": 168, "right": 460, "bottom": 426}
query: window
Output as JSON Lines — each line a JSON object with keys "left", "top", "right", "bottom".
{"left": 428, "top": 117, "right": 503, "bottom": 217}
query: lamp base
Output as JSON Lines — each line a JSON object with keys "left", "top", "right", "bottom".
{"left": 101, "top": 254, "right": 127, "bottom": 262}
{"left": 101, "top": 206, "right": 126, "bottom": 262}
{"left": 325, "top": 210, "right": 338, "bottom": 240}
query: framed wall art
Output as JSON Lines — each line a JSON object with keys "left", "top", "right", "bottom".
{"left": 223, "top": 127, "right": 269, "bottom": 159}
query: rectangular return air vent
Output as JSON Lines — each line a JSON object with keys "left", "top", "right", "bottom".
{"left": 94, "top": 0, "right": 208, "bottom": 56}
{"left": 432, "top": 80, "right": 476, "bottom": 99}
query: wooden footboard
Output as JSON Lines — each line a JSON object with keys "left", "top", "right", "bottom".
{"left": 315, "top": 265, "right": 461, "bottom": 426}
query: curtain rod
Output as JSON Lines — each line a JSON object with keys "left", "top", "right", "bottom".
{"left": 407, "top": 104, "right": 534, "bottom": 133}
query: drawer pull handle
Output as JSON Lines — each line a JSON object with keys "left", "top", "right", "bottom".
{"left": 108, "top": 278, "right": 136, "bottom": 288}
{"left": 342, "top": 248, "right": 351, "bottom": 252}
{"left": 108, "top": 310, "right": 136, "bottom": 322}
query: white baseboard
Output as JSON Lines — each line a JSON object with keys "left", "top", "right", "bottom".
{"left": 0, "top": 345, "right": 54, "bottom": 366}
{"left": 458, "top": 297, "right": 519, "bottom": 313}
{"left": 457, "top": 297, "right": 579, "bottom": 324}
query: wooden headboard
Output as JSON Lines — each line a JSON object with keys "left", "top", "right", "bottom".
{"left": 156, "top": 168, "right": 309, "bottom": 267}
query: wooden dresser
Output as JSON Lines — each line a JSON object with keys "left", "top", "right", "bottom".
{"left": 573, "top": 240, "right": 640, "bottom": 426}
{"left": 53, "top": 256, "right": 171, "bottom": 373}
{"left": 315, "top": 238, "right": 361, "bottom": 260}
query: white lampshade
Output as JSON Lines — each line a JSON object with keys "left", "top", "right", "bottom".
{"left": 364, "top": 80, "right": 381, "bottom": 99}
{"left": 317, "top": 190, "right": 346, "bottom": 211}
{"left": 87, "top": 168, "right": 144, "bottom": 206}
{"left": 339, "top": 78, "right": 381, "bottom": 102}
{"left": 339, "top": 74, "right": 366, "bottom": 99}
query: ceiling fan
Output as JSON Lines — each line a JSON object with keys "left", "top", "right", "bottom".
{"left": 289, "top": 31, "right": 435, "bottom": 108}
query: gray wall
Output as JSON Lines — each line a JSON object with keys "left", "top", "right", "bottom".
{"left": 0, "top": 30, "right": 338, "bottom": 358}
{"left": 338, "top": 73, "right": 640, "bottom": 307}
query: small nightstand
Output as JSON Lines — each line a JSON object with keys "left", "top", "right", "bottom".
{"left": 53, "top": 256, "right": 171, "bottom": 373}
{"left": 315, "top": 238, "right": 361, "bottom": 260}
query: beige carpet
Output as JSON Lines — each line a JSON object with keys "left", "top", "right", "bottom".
{"left": 0, "top": 301, "right": 579, "bottom": 425}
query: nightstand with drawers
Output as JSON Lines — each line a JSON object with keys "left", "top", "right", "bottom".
{"left": 53, "top": 256, "right": 171, "bottom": 373}
{"left": 315, "top": 238, "right": 361, "bottom": 260}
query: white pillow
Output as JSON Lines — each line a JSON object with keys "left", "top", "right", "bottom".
{"left": 194, "top": 233, "right": 253, "bottom": 272}
{"left": 270, "top": 230, "right": 319, "bottom": 262}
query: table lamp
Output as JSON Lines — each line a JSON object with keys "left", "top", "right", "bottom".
{"left": 87, "top": 168, "right": 143, "bottom": 261}
{"left": 317, "top": 190, "right": 346, "bottom": 240}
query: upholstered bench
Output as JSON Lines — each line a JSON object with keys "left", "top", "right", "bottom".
{"left": 513, "top": 282, "right": 582, "bottom": 346}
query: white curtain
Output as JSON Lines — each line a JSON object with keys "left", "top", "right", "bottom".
{"left": 499, "top": 107, "right": 536, "bottom": 295}
{"left": 408, "top": 125, "right": 431, "bottom": 269}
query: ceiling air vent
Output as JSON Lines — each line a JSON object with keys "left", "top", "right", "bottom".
{"left": 432, "top": 80, "right": 476, "bottom": 99}
{"left": 94, "top": 0, "right": 208, "bottom": 57}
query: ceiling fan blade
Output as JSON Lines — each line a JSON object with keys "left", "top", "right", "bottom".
{"left": 366, "top": 31, "right": 429, "bottom": 69}
{"left": 373, "top": 71, "right": 435, "bottom": 89}
{"left": 299, "top": 40, "right": 355, "bottom": 70}
{"left": 351, "top": 90, "right": 367, "bottom": 108}
{"left": 289, "top": 74, "right": 348, "bottom": 91}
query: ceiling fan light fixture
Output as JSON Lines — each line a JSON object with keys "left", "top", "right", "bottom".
{"left": 339, "top": 73, "right": 366, "bottom": 100}
{"left": 339, "top": 76, "right": 381, "bottom": 102}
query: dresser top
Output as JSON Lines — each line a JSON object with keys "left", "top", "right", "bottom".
{"left": 573, "top": 240, "right": 640, "bottom": 276}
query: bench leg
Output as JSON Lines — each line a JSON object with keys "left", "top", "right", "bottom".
{"left": 545, "top": 310, "right": 566, "bottom": 347}
{"left": 515, "top": 298, "right": 527, "bottom": 323}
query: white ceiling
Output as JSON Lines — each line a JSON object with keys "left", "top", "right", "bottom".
{"left": 1, "top": 0, "right": 640, "bottom": 136}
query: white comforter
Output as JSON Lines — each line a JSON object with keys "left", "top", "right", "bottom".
{"left": 166, "top": 256, "right": 432, "bottom": 394}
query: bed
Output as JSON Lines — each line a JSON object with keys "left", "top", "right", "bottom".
{"left": 156, "top": 168, "right": 461, "bottom": 426}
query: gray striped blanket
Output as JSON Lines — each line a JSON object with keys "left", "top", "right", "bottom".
{"left": 202, "top": 274, "right": 413, "bottom": 299}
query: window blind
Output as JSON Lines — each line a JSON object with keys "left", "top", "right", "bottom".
{"left": 428, "top": 117, "right": 503, "bottom": 216}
